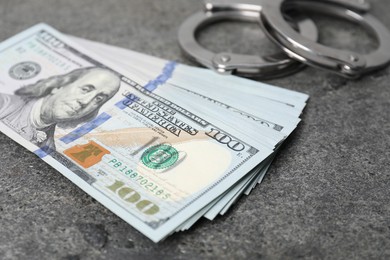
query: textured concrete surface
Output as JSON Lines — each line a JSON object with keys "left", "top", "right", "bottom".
{"left": 0, "top": 0, "right": 389, "bottom": 259}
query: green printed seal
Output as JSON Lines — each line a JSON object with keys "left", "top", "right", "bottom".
{"left": 141, "top": 144, "right": 179, "bottom": 170}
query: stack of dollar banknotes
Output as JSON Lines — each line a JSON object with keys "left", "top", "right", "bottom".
{"left": 0, "top": 24, "right": 308, "bottom": 242}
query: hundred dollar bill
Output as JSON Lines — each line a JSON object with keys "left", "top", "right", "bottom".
{"left": 64, "top": 38, "right": 281, "bottom": 224}
{"left": 0, "top": 24, "right": 274, "bottom": 242}
{"left": 68, "top": 39, "right": 290, "bottom": 223}
{"left": 68, "top": 41, "right": 284, "bottom": 216}
{"left": 71, "top": 37, "right": 308, "bottom": 220}
{"left": 67, "top": 36, "right": 308, "bottom": 224}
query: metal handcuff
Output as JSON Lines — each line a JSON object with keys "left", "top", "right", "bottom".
{"left": 178, "top": 1, "right": 319, "bottom": 79}
{"left": 178, "top": 0, "right": 390, "bottom": 79}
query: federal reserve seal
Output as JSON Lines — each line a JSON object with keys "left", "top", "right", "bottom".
{"left": 9, "top": 61, "right": 41, "bottom": 80}
{"left": 141, "top": 144, "right": 179, "bottom": 170}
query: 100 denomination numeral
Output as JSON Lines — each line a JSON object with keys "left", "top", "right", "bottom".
{"left": 106, "top": 180, "right": 159, "bottom": 215}
{"left": 38, "top": 31, "right": 65, "bottom": 48}
{"left": 206, "top": 128, "right": 245, "bottom": 151}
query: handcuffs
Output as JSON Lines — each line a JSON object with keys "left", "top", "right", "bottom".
{"left": 178, "top": 0, "right": 390, "bottom": 79}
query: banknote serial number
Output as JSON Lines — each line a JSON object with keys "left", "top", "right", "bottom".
{"left": 108, "top": 158, "right": 171, "bottom": 200}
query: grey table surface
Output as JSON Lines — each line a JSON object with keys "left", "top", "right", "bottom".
{"left": 0, "top": 0, "right": 389, "bottom": 259}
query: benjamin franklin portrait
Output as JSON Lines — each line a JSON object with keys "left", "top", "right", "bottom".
{"left": 0, "top": 67, "right": 120, "bottom": 152}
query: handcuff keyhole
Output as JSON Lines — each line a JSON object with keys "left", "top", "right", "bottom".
{"left": 220, "top": 55, "right": 231, "bottom": 63}
{"left": 349, "top": 55, "right": 359, "bottom": 62}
